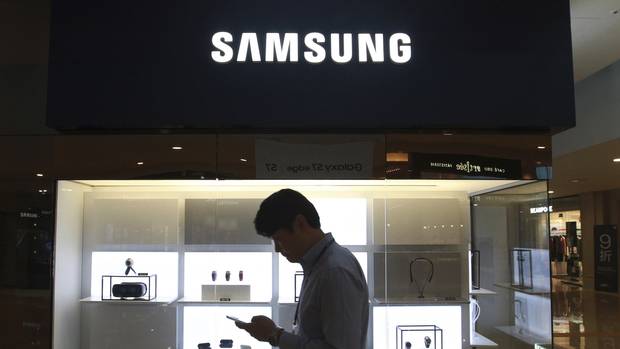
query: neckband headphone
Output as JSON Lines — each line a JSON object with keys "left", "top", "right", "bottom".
{"left": 409, "top": 257, "right": 434, "bottom": 298}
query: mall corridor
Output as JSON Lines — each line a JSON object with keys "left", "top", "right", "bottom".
{"left": 553, "top": 279, "right": 620, "bottom": 349}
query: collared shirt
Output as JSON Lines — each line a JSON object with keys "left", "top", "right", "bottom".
{"left": 279, "top": 233, "right": 369, "bottom": 349}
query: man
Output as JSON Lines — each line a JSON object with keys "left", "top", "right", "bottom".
{"left": 236, "top": 189, "right": 369, "bottom": 348}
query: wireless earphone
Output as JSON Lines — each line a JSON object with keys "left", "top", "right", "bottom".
{"left": 409, "top": 257, "right": 434, "bottom": 298}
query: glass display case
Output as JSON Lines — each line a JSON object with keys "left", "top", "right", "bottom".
{"left": 53, "top": 179, "right": 549, "bottom": 349}
{"left": 471, "top": 182, "right": 552, "bottom": 348}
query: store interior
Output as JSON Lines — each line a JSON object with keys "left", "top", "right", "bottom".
{"left": 53, "top": 179, "right": 552, "bottom": 349}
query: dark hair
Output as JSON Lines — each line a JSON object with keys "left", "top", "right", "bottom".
{"left": 254, "top": 189, "right": 321, "bottom": 237}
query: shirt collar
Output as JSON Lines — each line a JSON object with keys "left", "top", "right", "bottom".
{"left": 300, "top": 233, "right": 334, "bottom": 273}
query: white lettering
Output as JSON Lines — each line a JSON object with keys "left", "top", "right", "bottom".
{"left": 237, "top": 32, "right": 261, "bottom": 62}
{"left": 530, "top": 206, "right": 553, "bottom": 214}
{"left": 358, "top": 33, "right": 384, "bottom": 62}
{"left": 210, "top": 32, "right": 412, "bottom": 64}
{"left": 389, "top": 33, "right": 412, "bottom": 63}
{"left": 266, "top": 33, "right": 299, "bottom": 62}
{"left": 330, "top": 33, "right": 353, "bottom": 63}
{"left": 304, "top": 32, "right": 326, "bottom": 63}
{"left": 211, "top": 32, "right": 234, "bottom": 63}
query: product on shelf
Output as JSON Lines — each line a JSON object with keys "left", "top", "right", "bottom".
{"left": 225, "top": 270, "right": 231, "bottom": 281}
{"left": 471, "top": 250, "right": 481, "bottom": 290}
{"left": 409, "top": 257, "right": 434, "bottom": 298}
{"left": 125, "top": 258, "right": 136, "bottom": 275}
{"left": 511, "top": 248, "right": 533, "bottom": 289}
{"left": 219, "top": 339, "right": 233, "bottom": 348}
{"left": 112, "top": 282, "right": 147, "bottom": 298}
{"left": 198, "top": 343, "right": 211, "bottom": 349}
{"left": 102, "top": 274, "right": 158, "bottom": 301}
{"left": 396, "top": 325, "right": 443, "bottom": 349}
{"left": 239, "top": 270, "right": 244, "bottom": 281}
{"left": 212, "top": 270, "right": 217, "bottom": 282}
{"left": 294, "top": 271, "right": 304, "bottom": 302}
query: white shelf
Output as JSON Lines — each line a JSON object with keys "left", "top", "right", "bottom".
{"left": 177, "top": 297, "right": 270, "bottom": 306}
{"left": 493, "top": 283, "right": 550, "bottom": 295}
{"left": 496, "top": 326, "right": 550, "bottom": 346}
{"left": 470, "top": 288, "right": 496, "bottom": 295}
{"left": 80, "top": 296, "right": 178, "bottom": 305}
{"left": 471, "top": 332, "right": 498, "bottom": 347}
{"left": 373, "top": 297, "right": 469, "bottom": 305}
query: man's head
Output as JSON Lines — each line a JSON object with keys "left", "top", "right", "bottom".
{"left": 254, "top": 189, "right": 323, "bottom": 262}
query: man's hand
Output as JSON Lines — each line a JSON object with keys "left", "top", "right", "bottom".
{"left": 235, "top": 315, "right": 279, "bottom": 342}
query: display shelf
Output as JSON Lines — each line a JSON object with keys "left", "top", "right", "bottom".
{"left": 177, "top": 298, "right": 271, "bottom": 306}
{"left": 471, "top": 332, "right": 498, "bottom": 347}
{"left": 373, "top": 297, "right": 469, "bottom": 305}
{"left": 496, "top": 326, "right": 550, "bottom": 346}
{"left": 470, "top": 288, "right": 496, "bottom": 295}
{"left": 80, "top": 296, "right": 178, "bottom": 305}
{"left": 493, "top": 283, "right": 550, "bottom": 295}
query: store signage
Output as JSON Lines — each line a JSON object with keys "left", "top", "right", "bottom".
{"left": 408, "top": 153, "right": 522, "bottom": 179}
{"left": 20, "top": 212, "right": 39, "bottom": 219}
{"left": 529, "top": 206, "right": 553, "bottom": 214}
{"left": 594, "top": 225, "right": 618, "bottom": 292}
{"left": 210, "top": 32, "right": 412, "bottom": 63}
{"left": 255, "top": 139, "right": 373, "bottom": 179}
{"left": 46, "top": 0, "right": 575, "bottom": 130}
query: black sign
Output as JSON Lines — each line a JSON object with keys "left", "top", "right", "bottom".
{"left": 594, "top": 225, "right": 618, "bottom": 293}
{"left": 409, "top": 153, "right": 522, "bottom": 179}
{"left": 47, "top": 0, "right": 575, "bottom": 131}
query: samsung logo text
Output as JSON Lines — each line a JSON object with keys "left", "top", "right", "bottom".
{"left": 210, "top": 32, "right": 412, "bottom": 64}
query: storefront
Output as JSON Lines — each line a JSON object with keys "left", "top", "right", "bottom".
{"left": 40, "top": 1, "right": 576, "bottom": 349}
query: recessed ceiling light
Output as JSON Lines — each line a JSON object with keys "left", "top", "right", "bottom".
{"left": 537, "top": 146, "right": 546, "bottom": 150}
{"left": 240, "top": 158, "right": 248, "bottom": 162}
{"left": 442, "top": 131, "right": 454, "bottom": 136}
{"left": 36, "top": 173, "right": 44, "bottom": 177}
{"left": 570, "top": 179, "right": 581, "bottom": 183}
{"left": 613, "top": 158, "right": 620, "bottom": 163}
{"left": 548, "top": 190, "right": 555, "bottom": 194}
{"left": 172, "top": 146, "right": 183, "bottom": 150}
{"left": 136, "top": 161, "right": 144, "bottom": 166}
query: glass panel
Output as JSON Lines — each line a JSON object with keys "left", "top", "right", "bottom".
{"left": 375, "top": 185, "right": 473, "bottom": 349}
{"left": 471, "top": 181, "right": 552, "bottom": 348}
{"left": 0, "top": 136, "right": 54, "bottom": 349}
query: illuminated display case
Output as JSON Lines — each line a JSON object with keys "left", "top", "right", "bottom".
{"left": 53, "top": 179, "right": 549, "bottom": 349}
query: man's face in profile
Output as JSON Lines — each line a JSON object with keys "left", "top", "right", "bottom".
{"left": 272, "top": 228, "right": 300, "bottom": 263}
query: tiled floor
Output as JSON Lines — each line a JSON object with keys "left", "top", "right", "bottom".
{"left": 553, "top": 279, "right": 620, "bottom": 348}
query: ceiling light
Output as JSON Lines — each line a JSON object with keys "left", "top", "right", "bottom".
{"left": 136, "top": 161, "right": 144, "bottom": 166}
{"left": 442, "top": 131, "right": 454, "bottom": 136}
{"left": 240, "top": 158, "right": 248, "bottom": 162}
{"left": 570, "top": 179, "right": 581, "bottom": 183}
{"left": 548, "top": 190, "right": 555, "bottom": 194}
{"left": 172, "top": 146, "right": 183, "bottom": 150}
{"left": 537, "top": 146, "right": 546, "bottom": 150}
{"left": 613, "top": 158, "right": 620, "bottom": 163}
{"left": 36, "top": 173, "right": 43, "bottom": 177}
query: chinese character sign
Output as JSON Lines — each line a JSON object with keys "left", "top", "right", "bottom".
{"left": 594, "top": 225, "right": 618, "bottom": 292}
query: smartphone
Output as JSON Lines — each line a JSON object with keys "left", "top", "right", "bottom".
{"left": 226, "top": 315, "right": 246, "bottom": 324}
